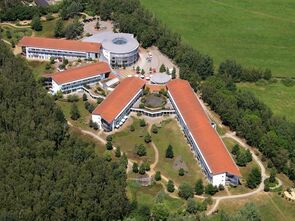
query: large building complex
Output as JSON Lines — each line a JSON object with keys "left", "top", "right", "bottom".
{"left": 19, "top": 36, "right": 101, "bottom": 60}
{"left": 166, "top": 79, "right": 240, "bottom": 186}
{"left": 91, "top": 78, "right": 240, "bottom": 186}
{"left": 51, "top": 62, "right": 111, "bottom": 94}
{"left": 84, "top": 32, "right": 139, "bottom": 67}
{"left": 92, "top": 77, "right": 145, "bottom": 131}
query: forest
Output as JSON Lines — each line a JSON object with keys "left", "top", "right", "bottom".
{"left": 0, "top": 41, "right": 130, "bottom": 220}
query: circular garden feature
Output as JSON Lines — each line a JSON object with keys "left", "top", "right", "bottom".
{"left": 141, "top": 93, "right": 167, "bottom": 109}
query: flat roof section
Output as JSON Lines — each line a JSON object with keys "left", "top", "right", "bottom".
{"left": 52, "top": 62, "right": 111, "bottom": 85}
{"left": 19, "top": 36, "right": 101, "bottom": 53}
{"left": 93, "top": 77, "right": 145, "bottom": 124}
{"left": 167, "top": 79, "right": 240, "bottom": 176}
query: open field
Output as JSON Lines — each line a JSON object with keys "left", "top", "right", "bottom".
{"left": 152, "top": 119, "right": 205, "bottom": 186}
{"left": 140, "top": 0, "right": 295, "bottom": 77}
{"left": 216, "top": 193, "right": 295, "bottom": 221}
{"left": 238, "top": 81, "right": 295, "bottom": 122}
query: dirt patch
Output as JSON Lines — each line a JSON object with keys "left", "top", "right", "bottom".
{"left": 173, "top": 156, "right": 188, "bottom": 171}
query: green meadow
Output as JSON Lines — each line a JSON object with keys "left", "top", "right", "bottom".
{"left": 140, "top": 0, "right": 295, "bottom": 77}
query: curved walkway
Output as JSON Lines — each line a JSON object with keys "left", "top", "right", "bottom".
{"left": 67, "top": 109, "right": 279, "bottom": 216}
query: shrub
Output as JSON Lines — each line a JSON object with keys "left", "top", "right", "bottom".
{"left": 139, "top": 119, "right": 146, "bottom": 127}
{"left": 186, "top": 198, "right": 198, "bottom": 214}
{"left": 205, "top": 184, "right": 218, "bottom": 195}
{"left": 195, "top": 179, "right": 204, "bottom": 195}
{"left": 155, "top": 171, "right": 161, "bottom": 181}
{"left": 179, "top": 168, "right": 185, "bottom": 176}
{"left": 106, "top": 135, "right": 112, "bottom": 142}
{"left": 70, "top": 103, "right": 80, "bottom": 120}
{"left": 144, "top": 133, "right": 152, "bottom": 143}
{"left": 142, "top": 161, "right": 150, "bottom": 171}
{"left": 132, "top": 162, "right": 139, "bottom": 173}
{"left": 167, "top": 180, "right": 175, "bottom": 193}
{"left": 103, "top": 151, "right": 112, "bottom": 161}
{"left": 130, "top": 124, "right": 135, "bottom": 132}
{"left": 136, "top": 144, "right": 146, "bottom": 157}
{"left": 139, "top": 164, "right": 145, "bottom": 175}
{"left": 281, "top": 78, "right": 295, "bottom": 87}
{"left": 67, "top": 94, "right": 79, "bottom": 102}
{"left": 178, "top": 182, "right": 194, "bottom": 200}
{"left": 97, "top": 97, "right": 104, "bottom": 104}
{"left": 152, "top": 125, "right": 158, "bottom": 134}
{"left": 139, "top": 103, "right": 145, "bottom": 109}
{"left": 115, "top": 147, "right": 121, "bottom": 158}
{"left": 82, "top": 93, "right": 87, "bottom": 101}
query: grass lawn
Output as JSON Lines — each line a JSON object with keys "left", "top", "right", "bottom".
{"left": 56, "top": 99, "right": 94, "bottom": 129}
{"left": 112, "top": 117, "right": 155, "bottom": 164}
{"left": 238, "top": 81, "right": 295, "bottom": 122}
{"left": 218, "top": 193, "right": 295, "bottom": 221}
{"left": 34, "top": 18, "right": 73, "bottom": 38}
{"left": 127, "top": 180, "right": 185, "bottom": 212}
{"left": 69, "top": 127, "right": 106, "bottom": 155}
{"left": 0, "top": 24, "right": 32, "bottom": 44}
{"left": 140, "top": 0, "right": 295, "bottom": 77}
{"left": 152, "top": 119, "right": 205, "bottom": 186}
{"left": 27, "top": 60, "right": 54, "bottom": 79}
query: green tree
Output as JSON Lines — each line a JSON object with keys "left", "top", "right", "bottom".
{"left": 171, "top": 67, "right": 176, "bottom": 79}
{"left": 239, "top": 203, "right": 261, "bottom": 221}
{"left": 106, "top": 135, "right": 113, "bottom": 142}
{"left": 144, "top": 133, "right": 152, "bottom": 143}
{"left": 132, "top": 162, "right": 139, "bottom": 173}
{"left": 64, "top": 19, "right": 84, "bottom": 39}
{"left": 152, "top": 203, "right": 169, "bottom": 221}
{"left": 231, "top": 144, "right": 240, "bottom": 155}
{"left": 179, "top": 168, "right": 185, "bottom": 176}
{"left": 236, "top": 151, "right": 248, "bottom": 167}
{"left": 159, "top": 64, "right": 166, "bottom": 73}
{"left": 178, "top": 182, "right": 194, "bottom": 199}
{"left": 136, "top": 144, "right": 146, "bottom": 157}
{"left": 247, "top": 167, "right": 262, "bottom": 189}
{"left": 82, "top": 93, "right": 87, "bottom": 101}
{"left": 115, "top": 146, "right": 121, "bottom": 158}
{"left": 186, "top": 198, "right": 198, "bottom": 214}
{"left": 139, "top": 164, "right": 146, "bottom": 175}
{"left": 155, "top": 171, "right": 161, "bottom": 181}
{"left": 269, "top": 168, "right": 277, "bottom": 183}
{"left": 165, "top": 144, "right": 174, "bottom": 158}
{"left": 70, "top": 103, "right": 80, "bottom": 120}
{"left": 31, "top": 15, "right": 42, "bottom": 31}
{"left": 105, "top": 140, "right": 113, "bottom": 150}
{"left": 103, "top": 151, "right": 112, "bottom": 161}
{"left": 195, "top": 179, "right": 204, "bottom": 195}
{"left": 142, "top": 161, "right": 150, "bottom": 171}
{"left": 167, "top": 180, "right": 175, "bottom": 193}
{"left": 54, "top": 19, "right": 65, "bottom": 37}
{"left": 205, "top": 184, "right": 218, "bottom": 195}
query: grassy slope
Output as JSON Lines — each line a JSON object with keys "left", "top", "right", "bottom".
{"left": 217, "top": 193, "right": 295, "bottom": 221}
{"left": 238, "top": 81, "right": 295, "bottom": 122}
{"left": 152, "top": 119, "right": 204, "bottom": 186}
{"left": 112, "top": 117, "right": 155, "bottom": 164}
{"left": 140, "top": 0, "right": 295, "bottom": 77}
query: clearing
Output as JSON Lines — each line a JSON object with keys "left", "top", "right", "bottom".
{"left": 140, "top": 0, "right": 295, "bottom": 77}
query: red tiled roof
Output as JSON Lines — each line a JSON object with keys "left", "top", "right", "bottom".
{"left": 167, "top": 79, "right": 240, "bottom": 176}
{"left": 52, "top": 62, "right": 111, "bottom": 85}
{"left": 19, "top": 36, "right": 101, "bottom": 53}
{"left": 93, "top": 77, "right": 145, "bottom": 123}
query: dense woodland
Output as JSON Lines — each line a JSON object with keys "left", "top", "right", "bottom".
{"left": 0, "top": 42, "right": 130, "bottom": 220}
